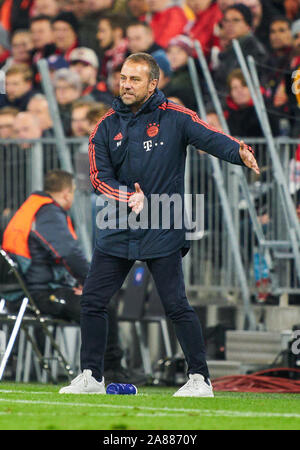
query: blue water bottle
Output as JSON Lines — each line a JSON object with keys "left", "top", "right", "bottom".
{"left": 106, "top": 383, "right": 138, "bottom": 395}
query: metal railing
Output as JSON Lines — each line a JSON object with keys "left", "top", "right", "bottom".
{"left": 186, "top": 137, "right": 300, "bottom": 298}
{"left": 1, "top": 136, "right": 300, "bottom": 298}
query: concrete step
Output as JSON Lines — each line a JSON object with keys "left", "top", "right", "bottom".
{"left": 225, "top": 331, "right": 282, "bottom": 364}
{"left": 235, "top": 305, "right": 300, "bottom": 331}
{"left": 207, "top": 360, "right": 242, "bottom": 379}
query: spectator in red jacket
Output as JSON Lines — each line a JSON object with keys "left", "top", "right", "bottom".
{"left": 185, "top": 0, "right": 223, "bottom": 56}
{"left": 141, "top": 0, "right": 188, "bottom": 48}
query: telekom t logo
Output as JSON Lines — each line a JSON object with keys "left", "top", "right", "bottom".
{"left": 143, "top": 140, "right": 152, "bottom": 152}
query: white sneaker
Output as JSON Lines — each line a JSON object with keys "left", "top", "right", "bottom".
{"left": 173, "top": 374, "right": 214, "bottom": 397}
{"left": 59, "top": 369, "right": 106, "bottom": 394}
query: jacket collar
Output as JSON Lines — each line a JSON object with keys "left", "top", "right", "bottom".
{"left": 112, "top": 89, "right": 166, "bottom": 117}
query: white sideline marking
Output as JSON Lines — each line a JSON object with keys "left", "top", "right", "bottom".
{"left": 0, "top": 397, "right": 299, "bottom": 419}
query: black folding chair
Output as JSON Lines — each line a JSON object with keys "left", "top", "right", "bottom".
{"left": 0, "top": 248, "right": 75, "bottom": 383}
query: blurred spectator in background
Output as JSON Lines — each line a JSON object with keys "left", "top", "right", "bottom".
{"left": 224, "top": 68, "right": 279, "bottom": 139}
{"left": 97, "top": 13, "right": 128, "bottom": 78}
{"left": 0, "top": 0, "right": 34, "bottom": 33}
{"left": 239, "top": 0, "right": 281, "bottom": 45}
{"left": 13, "top": 111, "right": 43, "bottom": 145}
{"left": 152, "top": 49, "right": 172, "bottom": 90}
{"left": 86, "top": 102, "right": 111, "bottom": 133}
{"left": 52, "top": 11, "right": 80, "bottom": 61}
{"left": 213, "top": 3, "right": 267, "bottom": 100}
{"left": 0, "top": 24, "right": 11, "bottom": 68}
{"left": 284, "top": 0, "right": 300, "bottom": 20}
{"left": 27, "top": 93, "right": 54, "bottom": 137}
{"left": 141, "top": 0, "right": 188, "bottom": 48}
{"left": 61, "top": 0, "right": 89, "bottom": 19}
{"left": 30, "top": 15, "right": 56, "bottom": 64}
{"left": 107, "top": 62, "right": 122, "bottom": 96}
{"left": 264, "top": 16, "right": 292, "bottom": 126}
{"left": 71, "top": 99, "right": 93, "bottom": 136}
{"left": 127, "top": 0, "right": 148, "bottom": 19}
{"left": 53, "top": 67, "right": 83, "bottom": 135}
{"left": 0, "top": 64, "right": 36, "bottom": 110}
{"left": 185, "top": 0, "right": 222, "bottom": 57}
{"left": 217, "top": 0, "right": 236, "bottom": 13}
{"left": 79, "top": 0, "right": 127, "bottom": 52}
{"left": 0, "top": 106, "right": 19, "bottom": 139}
{"left": 126, "top": 20, "right": 162, "bottom": 55}
{"left": 164, "top": 34, "right": 197, "bottom": 110}
{"left": 69, "top": 46, "right": 113, "bottom": 105}
{"left": 32, "top": 0, "right": 60, "bottom": 18}
{"left": 2, "top": 29, "right": 33, "bottom": 72}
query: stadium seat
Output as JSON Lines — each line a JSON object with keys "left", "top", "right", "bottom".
{"left": 0, "top": 247, "right": 76, "bottom": 383}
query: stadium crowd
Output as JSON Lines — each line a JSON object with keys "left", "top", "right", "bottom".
{"left": 0, "top": 0, "right": 299, "bottom": 141}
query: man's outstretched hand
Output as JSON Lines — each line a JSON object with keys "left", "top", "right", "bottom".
{"left": 128, "top": 182, "right": 144, "bottom": 214}
{"left": 239, "top": 140, "right": 260, "bottom": 175}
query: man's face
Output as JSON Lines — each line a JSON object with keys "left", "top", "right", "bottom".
{"left": 27, "top": 98, "right": 52, "bottom": 131}
{"left": 223, "top": 9, "right": 251, "bottom": 41}
{"left": 52, "top": 21, "right": 77, "bottom": 52}
{"left": 5, "top": 73, "right": 32, "bottom": 101}
{"left": 270, "top": 21, "right": 292, "bottom": 50}
{"left": 13, "top": 113, "right": 42, "bottom": 140}
{"left": 63, "top": 181, "right": 76, "bottom": 210}
{"left": 70, "top": 61, "right": 97, "bottom": 85}
{"left": 97, "top": 19, "right": 114, "bottom": 50}
{"left": 30, "top": 19, "right": 54, "bottom": 49}
{"left": 126, "top": 25, "right": 153, "bottom": 53}
{"left": 120, "top": 60, "right": 157, "bottom": 111}
{"left": 11, "top": 32, "right": 33, "bottom": 63}
{"left": 34, "top": 0, "right": 59, "bottom": 16}
{"left": 0, "top": 114, "right": 16, "bottom": 138}
{"left": 55, "top": 80, "right": 80, "bottom": 105}
{"left": 71, "top": 105, "right": 90, "bottom": 136}
{"left": 127, "top": 0, "right": 148, "bottom": 18}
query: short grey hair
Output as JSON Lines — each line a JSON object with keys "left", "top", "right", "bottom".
{"left": 52, "top": 68, "right": 82, "bottom": 91}
{"left": 123, "top": 52, "right": 160, "bottom": 82}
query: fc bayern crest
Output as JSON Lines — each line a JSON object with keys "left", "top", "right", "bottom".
{"left": 147, "top": 123, "right": 159, "bottom": 138}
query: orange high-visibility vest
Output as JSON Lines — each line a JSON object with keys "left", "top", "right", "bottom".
{"left": 2, "top": 194, "right": 77, "bottom": 259}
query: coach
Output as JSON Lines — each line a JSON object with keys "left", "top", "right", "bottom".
{"left": 60, "top": 52, "right": 259, "bottom": 396}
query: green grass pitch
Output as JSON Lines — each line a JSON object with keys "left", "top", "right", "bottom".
{"left": 0, "top": 382, "right": 300, "bottom": 430}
